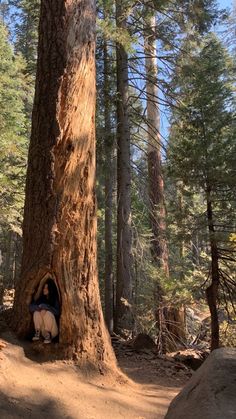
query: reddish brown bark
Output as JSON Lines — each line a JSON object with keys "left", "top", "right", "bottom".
{"left": 11, "top": 0, "right": 115, "bottom": 368}
{"left": 164, "top": 306, "right": 186, "bottom": 351}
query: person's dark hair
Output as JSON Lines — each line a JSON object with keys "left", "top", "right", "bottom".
{"left": 43, "top": 278, "right": 58, "bottom": 306}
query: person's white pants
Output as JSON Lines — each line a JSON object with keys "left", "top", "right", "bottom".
{"left": 33, "top": 311, "right": 58, "bottom": 338}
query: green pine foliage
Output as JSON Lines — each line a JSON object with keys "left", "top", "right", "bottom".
{"left": 168, "top": 34, "right": 235, "bottom": 223}
{"left": 10, "top": 0, "right": 40, "bottom": 75}
{"left": 169, "top": 34, "right": 235, "bottom": 184}
{"left": 0, "top": 20, "right": 27, "bottom": 232}
{"left": 168, "top": 33, "right": 236, "bottom": 312}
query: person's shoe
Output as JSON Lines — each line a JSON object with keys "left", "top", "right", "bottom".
{"left": 32, "top": 330, "right": 40, "bottom": 341}
{"left": 44, "top": 332, "right": 51, "bottom": 344}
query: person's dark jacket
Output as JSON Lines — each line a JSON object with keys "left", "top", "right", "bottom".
{"left": 29, "top": 295, "right": 60, "bottom": 318}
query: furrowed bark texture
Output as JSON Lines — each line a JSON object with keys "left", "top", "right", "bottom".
{"left": 115, "top": 0, "right": 133, "bottom": 333}
{"left": 103, "top": 37, "right": 114, "bottom": 334}
{"left": 12, "top": 0, "right": 115, "bottom": 367}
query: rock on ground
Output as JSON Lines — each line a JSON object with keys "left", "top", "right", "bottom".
{"left": 165, "top": 348, "right": 236, "bottom": 419}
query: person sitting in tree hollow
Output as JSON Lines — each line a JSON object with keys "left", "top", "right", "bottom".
{"left": 29, "top": 278, "right": 60, "bottom": 344}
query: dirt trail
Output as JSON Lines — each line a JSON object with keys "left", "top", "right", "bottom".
{"left": 0, "top": 330, "right": 186, "bottom": 419}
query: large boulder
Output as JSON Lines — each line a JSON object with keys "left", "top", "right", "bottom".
{"left": 165, "top": 348, "right": 236, "bottom": 419}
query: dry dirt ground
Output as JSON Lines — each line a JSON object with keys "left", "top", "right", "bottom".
{"left": 0, "top": 322, "right": 190, "bottom": 419}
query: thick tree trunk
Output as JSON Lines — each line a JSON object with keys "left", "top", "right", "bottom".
{"left": 11, "top": 0, "right": 115, "bottom": 367}
{"left": 144, "top": 14, "right": 185, "bottom": 352}
{"left": 115, "top": 0, "right": 133, "bottom": 334}
{"left": 206, "top": 185, "right": 220, "bottom": 351}
{"left": 103, "top": 37, "right": 114, "bottom": 334}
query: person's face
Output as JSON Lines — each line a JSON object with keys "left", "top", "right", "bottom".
{"left": 43, "top": 283, "right": 49, "bottom": 296}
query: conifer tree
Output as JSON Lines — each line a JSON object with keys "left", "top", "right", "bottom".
{"left": 115, "top": 0, "right": 133, "bottom": 334}
{"left": 10, "top": 0, "right": 40, "bottom": 74}
{"left": 12, "top": 0, "right": 115, "bottom": 366}
{"left": 0, "top": 19, "right": 27, "bottom": 300}
{"left": 168, "top": 34, "right": 236, "bottom": 350}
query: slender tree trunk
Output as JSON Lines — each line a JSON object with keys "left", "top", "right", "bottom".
{"left": 11, "top": 0, "right": 115, "bottom": 367}
{"left": 0, "top": 232, "right": 4, "bottom": 305}
{"left": 103, "top": 36, "right": 114, "bottom": 334}
{"left": 115, "top": 0, "right": 133, "bottom": 334}
{"left": 192, "top": 236, "right": 200, "bottom": 266}
{"left": 13, "top": 233, "right": 23, "bottom": 288}
{"left": 176, "top": 181, "right": 185, "bottom": 264}
{"left": 0, "top": 267, "right": 4, "bottom": 305}
{"left": 206, "top": 185, "right": 220, "bottom": 351}
{"left": 144, "top": 15, "right": 169, "bottom": 275}
{"left": 4, "top": 231, "right": 13, "bottom": 287}
{"left": 144, "top": 14, "right": 185, "bottom": 351}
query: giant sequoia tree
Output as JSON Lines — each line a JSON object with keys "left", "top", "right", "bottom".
{"left": 12, "top": 0, "right": 115, "bottom": 367}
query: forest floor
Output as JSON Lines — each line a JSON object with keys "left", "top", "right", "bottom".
{"left": 0, "top": 320, "right": 192, "bottom": 419}
{"left": 0, "top": 291, "right": 194, "bottom": 418}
